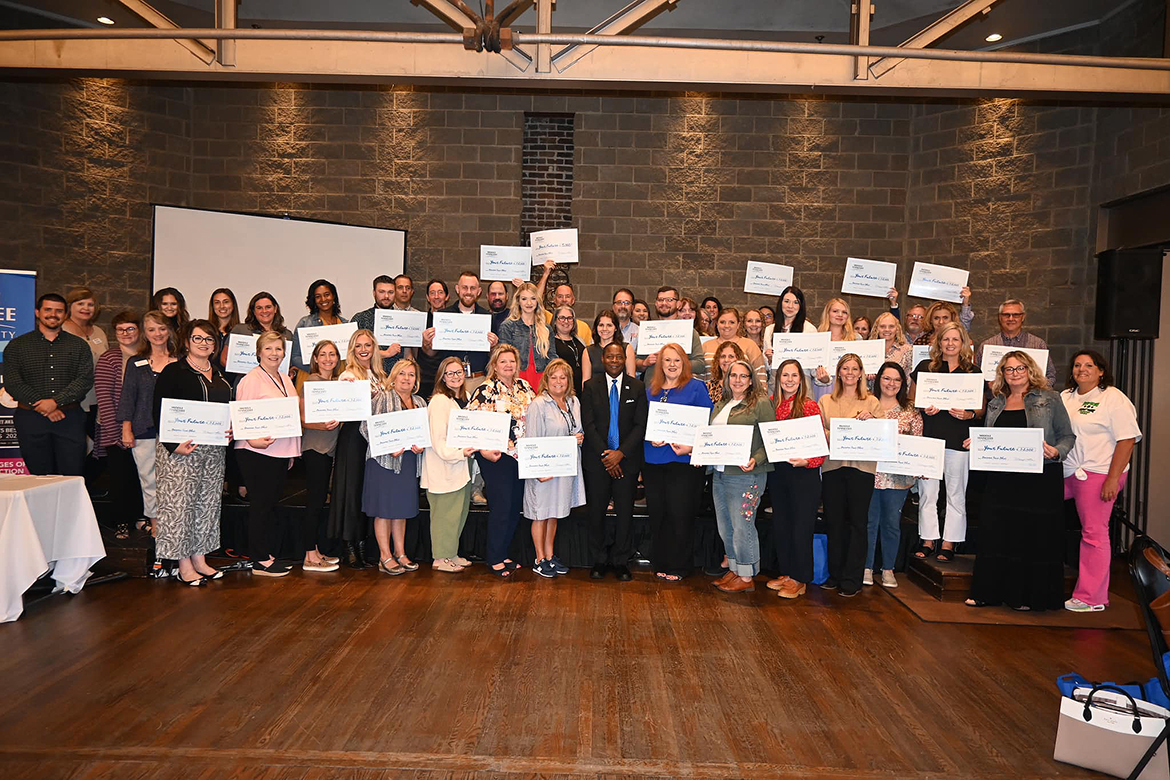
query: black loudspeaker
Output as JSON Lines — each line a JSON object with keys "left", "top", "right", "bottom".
{"left": 1095, "top": 248, "right": 1164, "bottom": 339}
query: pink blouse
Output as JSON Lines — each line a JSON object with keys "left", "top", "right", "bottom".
{"left": 234, "top": 366, "right": 302, "bottom": 459}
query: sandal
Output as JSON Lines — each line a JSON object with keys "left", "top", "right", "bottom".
{"left": 503, "top": 560, "right": 521, "bottom": 571}
{"left": 115, "top": 523, "right": 130, "bottom": 540}
{"left": 964, "top": 598, "right": 988, "bottom": 608}
{"left": 935, "top": 547, "right": 955, "bottom": 563}
{"left": 913, "top": 541, "right": 937, "bottom": 559}
{"left": 379, "top": 557, "right": 405, "bottom": 576}
{"left": 136, "top": 520, "right": 153, "bottom": 535}
{"left": 655, "top": 572, "right": 681, "bottom": 582}
{"left": 395, "top": 555, "right": 420, "bottom": 572}
{"left": 489, "top": 564, "right": 513, "bottom": 579}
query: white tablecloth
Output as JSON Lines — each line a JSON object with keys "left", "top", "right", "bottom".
{"left": 0, "top": 475, "right": 106, "bottom": 623}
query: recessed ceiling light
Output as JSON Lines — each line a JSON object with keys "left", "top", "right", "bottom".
{"left": 985, "top": 33, "right": 1003, "bottom": 42}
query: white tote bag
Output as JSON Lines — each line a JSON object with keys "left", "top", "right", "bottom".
{"left": 1054, "top": 686, "right": 1170, "bottom": 780}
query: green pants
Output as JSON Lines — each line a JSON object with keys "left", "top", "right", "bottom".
{"left": 428, "top": 483, "right": 471, "bottom": 560}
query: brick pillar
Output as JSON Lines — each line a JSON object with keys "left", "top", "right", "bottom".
{"left": 520, "top": 113, "right": 574, "bottom": 298}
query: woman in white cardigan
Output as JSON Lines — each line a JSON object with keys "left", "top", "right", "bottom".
{"left": 423, "top": 356, "right": 478, "bottom": 572}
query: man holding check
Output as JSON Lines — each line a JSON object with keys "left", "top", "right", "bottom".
{"left": 421, "top": 271, "right": 499, "bottom": 393}
{"left": 353, "top": 274, "right": 418, "bottom": 375}
{"left": 634, "top": 286, "right": 707, "bottom": 382}
{"left": 974, "top": 299, "right": 1056, "bottom": 389}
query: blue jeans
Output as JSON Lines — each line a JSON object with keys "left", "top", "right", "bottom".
{"left": 712, "top": 470, "right": 763, "bottom": 577}
{"left": 867, "top": 487, "right": 908, "bottom": 571}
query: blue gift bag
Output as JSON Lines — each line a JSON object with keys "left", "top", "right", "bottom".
{"left": 812, "top": 533, "right": 828, "bottom": 585}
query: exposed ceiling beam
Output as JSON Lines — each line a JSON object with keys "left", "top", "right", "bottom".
{"left": 409, "top": 0, "right": 477, "bottom": 36}
{"left": 216, "top": 0, "right": 236, "bottom": 67}
{"left": 535, "top": 0, "right": 553, "bottom": 73}
{"left": 871, "top": 0, "right": 1003, "bottom": 79}
{"left": 552, "top": 0, "right": 679, "bottom": 73}
{"left": 1, "top": 34, "right": 1167, "bottom": 99}
{"left": 112, "top": 0, "right": 216, "bottom": 65}
{"left": 410, "top": 0, "right": 532, "bottom": 71}
{"left": 850, "top": 0, "right": 873, "bottom": 80}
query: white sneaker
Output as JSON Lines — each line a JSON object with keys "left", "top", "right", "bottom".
{"left": 862, "top": 568, "right": 874, "bottom": 586}
{"left": 880, "top": 570, "right": 898, "bottom": 588}
{"left": 1065, "top": 597, "right": 1105, "bottom": 613}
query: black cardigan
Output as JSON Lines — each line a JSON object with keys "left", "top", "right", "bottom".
{"left": 151, "top": 359, "right": 233, "bottom": 453}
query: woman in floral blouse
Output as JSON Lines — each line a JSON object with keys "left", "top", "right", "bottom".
{"left": 866, "top": 361, "right": 923, "bottom": 589}
{"left": 466, "top": 344, "right": 537, "bottom": 578}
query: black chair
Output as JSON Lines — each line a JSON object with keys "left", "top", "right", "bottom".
{"left": 1126, "top": 535, "right": 1170, "bottom": 778}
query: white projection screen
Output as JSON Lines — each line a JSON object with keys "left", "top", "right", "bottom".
{"left": 152, "top": 205, "right": 406, "bottom": 326}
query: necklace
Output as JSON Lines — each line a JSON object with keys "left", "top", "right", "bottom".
{"left": 187, "top": 356, "right": 211, "bottom": 372}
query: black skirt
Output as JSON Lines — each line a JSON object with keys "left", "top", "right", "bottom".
{"left": 969, "top": 461, "right": 1065, "bottom": 611}
{"left": 326, "top": 421, "right": 370, "bottom": 542}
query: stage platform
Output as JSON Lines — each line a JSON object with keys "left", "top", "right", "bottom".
{"left": 0, "top": 555, "right": 1150, "bottom": 779}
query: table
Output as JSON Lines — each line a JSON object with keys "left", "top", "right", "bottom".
{"left": 0, "top": 475, "right": 106, "bottom": 623}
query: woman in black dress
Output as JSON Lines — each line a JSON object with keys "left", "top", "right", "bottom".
{"left": 552, "top": 305, "right": 587, "bottom": 397}
{"left": 965, "top": 351, "right": 1076, "bottom": 611}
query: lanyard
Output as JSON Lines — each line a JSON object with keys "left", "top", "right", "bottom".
{"left": 262, "top": 368, "right": 288, "bottom": 397}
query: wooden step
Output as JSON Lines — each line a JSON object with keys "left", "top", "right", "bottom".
{"left": 907, "top": 554, "right": 1077, "bottom": 602}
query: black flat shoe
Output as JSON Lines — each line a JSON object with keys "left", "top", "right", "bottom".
{"left": 590, "top": 564, "right": 607, "bottom": 580}
{"left": 613, "top": 565, "right": 632, "bottom": 582}
{"left": 198, "top": 569, "right": 224, "bottom": 581}
{"left": 177, "top": 573, "right": 205, "bottom": 587}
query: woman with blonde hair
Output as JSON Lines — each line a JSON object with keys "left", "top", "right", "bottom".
{"left": 644, "top": 342, "right": 713, "bottom": 581}
{"left": 552, "top": 305, "right": 588, "bottom": 398}
{"left": 812, "top": 297, "right": 857, "bottom": 401}
{"left": 522, "top": 358, "right": 585, "bottom": 578}
{"left": 707, "top": 340, "right": 746, "bottom": 406}
{"left": 701, "top": 307, "right": 766, "bottom": 385}
{"left": 329, "top": 328, "right": 387, "bottom": 569}
{"left": 709, "top": 360, "right": 774, "bottom": 593}
{"left": 423, "top": 356, "right": 477, "bottom": 573}
{"left": 362, "top": 357, "right": 426, "bottom": 576}
{"left": 817, "top": 353, "right": 883, "bottom": 597}
{"left": 914, "top": 300, "right": 959, "bottom": 347}
{"left": 298, "top": 340, "right": 343, "bottom": 572}
{"left": 871, "top": 311, "right": 912, "bottom": 378}
{"left": 966, "top": 351, "right": 1075, "bottom": 611}
{"left": 498, "top": 282, "right": 552, "bottom": 390}
{"left": 909, "top": 321, "right": 982, "bottom": 562}
{"left": 467, "top": 343, "right": 538, "bottom": 578}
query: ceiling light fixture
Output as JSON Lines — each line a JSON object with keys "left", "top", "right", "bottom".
{"left": 97, "top": 17, "right": 115, "bottom": 25}
{"left": 985, "top": 33, "right": 1002, "bottom": 42}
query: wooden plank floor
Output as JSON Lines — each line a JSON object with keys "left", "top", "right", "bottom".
{"left": 0, "top": 565, "right": 1152, "bottom": 779}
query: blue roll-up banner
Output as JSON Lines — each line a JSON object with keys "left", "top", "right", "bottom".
{"left": 0, "top": 270, "right": 37, "bottom": 474}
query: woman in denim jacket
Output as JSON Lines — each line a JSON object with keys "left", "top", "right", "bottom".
{"left": 497, "top": 282, "right": 552, "bottom": 389}
{"left": 965, "top": 351, "right": 1076, "bottom": 612}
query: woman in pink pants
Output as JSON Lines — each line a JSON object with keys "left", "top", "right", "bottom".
{"left": 1061, "top": 350, "right": 1142, "bottom": 613}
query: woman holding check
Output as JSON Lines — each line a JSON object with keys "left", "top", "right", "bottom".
{"left": 965, "top": 352, "right": 1075, "bottom": 611}
{"left": 644, "top": 342, "right": 713, "bottom": 582}
{"left": 871, "top": 312, "right": 913, "bottom": 379}
{"left": 298, "top": 340, "right": 342, "bottom": 573}
{"left": 361, "top": 358, "right": 426, "bottom": 576}
{"left": 423, "top": 357, "right": 477, "bottom": 573}
{"left": 467, "top": 344, "right": 538, "bottom": 579}
{"left": 766, "top": 359, "right": 824, "bottom": 600}
{"left": 818, "top": 353, "right": 883, "bottom": 597}
{"left": 522, "top": 359, "right": 585, "bottom": 578}
{"left": 709, "top": 360, "right": 774, "bottom": 594}
{"left": 151, "top": 320, "right": 233, "bottom": 587}
{"left": 329, "top": 329, "right": 386, "bottom": 569}
{"left": 235, "top": 331, "right": 302, "bottom": 578}
{"left": 208, "top": 288, "right": 240, "bottom": 370}
{"left": 498, "top": 282, "right": 552, "bottom": 390}
{"left": 909, "top": 322, "right": 982, "bottom": 563}
{"left": 865, "top": 361, "right": 923, "bottom": 589}
{"left": 290, "top": 279, "right": 348, "bottom": 375}
{"left": 812, "top": 298, "right": 858, "bottom": 402}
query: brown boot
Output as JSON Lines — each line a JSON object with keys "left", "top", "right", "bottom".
{"left": 777, "top": 580, "right": 807, "bottom": 599}
{"left": 766, "top": 575, "right": 791, "bottom": 591}
{"left": 712, "top": 570, "right": 737, "bottom": 588}
{"left": 717, "top": 576, "right": 755, "bottom": 593}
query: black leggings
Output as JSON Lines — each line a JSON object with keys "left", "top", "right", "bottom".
{"left": 302, "top": 450, "right": 333, "bottom": 554}
{"left": 106, "top": 445, "right": 144, "bottom": 525}
{"left": 643, "top": 461, "right": 704, "bottom": 578}
{"left": 767, "top": 463, "right": 821, "bottom": 584}
{"left": 235, "top": 449, "right": 290, "bottom": 563}
{"left": 821, "top": 467, "right": 875, "bottom": 593}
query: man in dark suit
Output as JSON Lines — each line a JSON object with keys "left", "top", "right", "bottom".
{"left": 580, "top": 343, "right": 648, "bottom": 581}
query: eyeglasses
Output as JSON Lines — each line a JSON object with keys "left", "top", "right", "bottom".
{"left": 1003, "top": 365, "right": 1030, "bottom": 375}
{"left": 555, "top": 315, "right": 575, "bottom": 321}
{"left": 189, "top": 335, "right": 216, "bottom": 344}
{"left": 114, "top": 326, "right": 138, "bottom": 335}
{"left": 906, "top": 314, "right": 924, "bottom": 320}
{"left": 656, "top": 297, "right": 678, "bottom": 303}
{"left": 443, "top": 369, "right": 465, "bottom": 378}
{"left": 1001, "top": 312, "right": 1024, "bottom": 319}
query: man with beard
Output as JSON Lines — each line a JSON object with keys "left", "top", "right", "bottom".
{"left": 353, "top": 274, "right": 418, "bottom": 374}
{"left": 486, "top": 280, "right": 510, "bottom": 334}
{"left": 421, "top": 271, "right": 499, "bottom": 393}
{"left": 633, "top": 286, "right": 706, "bottom": 383}
{"left": 612, "top": 288, "right": 638, "bottom": 343}
{"left": 4, "top": 293, "right": 93, "bottom": 475}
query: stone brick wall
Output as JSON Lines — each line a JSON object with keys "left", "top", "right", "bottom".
{"left": 520, "top": 113, "right": 574, "bottom": 244}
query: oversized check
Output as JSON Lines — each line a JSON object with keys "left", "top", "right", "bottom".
{"left": 159, "top": 398, "right": 231, "bottom": 446}
{"left": 367, "top": 407, "right": 432, "bottom": 457}
{"left": 480, "top": 245, "right": 531, "bottom": 281}
{"left": 517, "top": 436, "right": 579, "bottom": 479}
{"left": 829, "top": 418, "right": 898, "bottom": 460}
{"left": 911, "top": 344, "right": 932, "bottom": 371}
{"left": 302, "top": 379, "right": 371, "bottom": 423}
{"left": 431, "top": 312, "right": 492, "bottom": 352}
{"left": 374, "top": 309, "right": 427, "bottom": 348}
{"left": 446, "top": 409, "right": 511, "bottom": 451}
{"left": 840, "top": 257, "right": 897, "bottom": 298}
{"left": 230, "top": 397, "right": 301, "bottom": 440}
{"left": 826, "top": 338, "right": 887, "bottom": 374}
{"left": 635, "top": 319, "right": 694, "bottom": 355}
{"left": 877, "top": 434, "right": 945, "bottom": 480}
{"left": 759, "top": 416, "right": 829, "bottom": 462}
{"left": 224, "top": 334, "right": 292, "bottom": 375}
{"left": 980, "top": 344, "right": 1050, "bottom": 382}
{"left": 298, "top": 322, "right": 357, "bottom": 360}
{"left": 914, "top": 372, "right": 985, "bottom": 409}
{"left": 743, "top": 261, "right": 794, "bottom": 297}
{"left": 969, "top": 427, "right": 1044, "bottom": 474}
{"left": 771, "top": 331, "right": 829, "bottom": 369}
{"left": 689, "top": 425, "right": 755, "bottom": 467}
{"left": 530, "top": 228, "right": 579, "bottom": 265}
{"left": 908, "top": 262, "right": 968, "bottom": 304}
{"left": 644, "top": 401, "right": 710, "bottom": 446}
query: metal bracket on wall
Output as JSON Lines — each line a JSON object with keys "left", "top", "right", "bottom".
{"left": 410, "top": 0, "right": 534, "bottom": 71}
{"left": 112, "top": 0, "right": 216, "bottom": 64}
{"left": 552, "top": 0, "right": 679, "bottom": 73}
{"left": 869, "top": 0, "right": 1004, "bottom": 79}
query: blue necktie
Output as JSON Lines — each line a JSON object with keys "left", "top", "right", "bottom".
{"left": 608, "top": 379, "right": 620, "bottom": 450}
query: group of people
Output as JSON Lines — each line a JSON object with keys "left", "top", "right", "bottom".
{"left": 3, "top": 267, "right": 1140, "bottom": 612}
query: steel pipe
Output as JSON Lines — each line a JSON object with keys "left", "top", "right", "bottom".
{"left": 1, "top": 27, "right": 1169, "bottom": 72}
